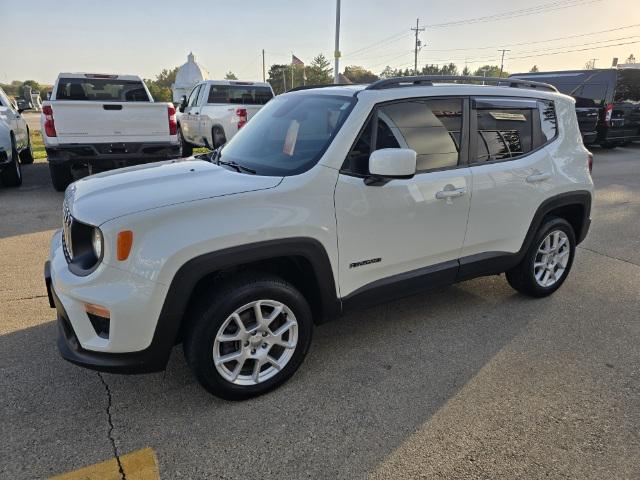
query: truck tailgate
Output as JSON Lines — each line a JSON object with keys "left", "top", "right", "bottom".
{"left": 52, "top": 101, "right": 172, "bottom": 143}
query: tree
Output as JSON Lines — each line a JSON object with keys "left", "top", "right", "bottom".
{"left": 343, "top": 65, "right": 379, "bottom": 83}
{"left": 22, "top": 80, "right": 42, "bottom": 92}
{"left": 225, "top": 71, "right": 238, "bottom": 80}
{"left": 379, "top": 66, "right": 395, "bottom": 78}
{"left": 462, "top": 66, "right": 472, "bottom": 76}
{"left": 529, "top": 65, "right": 540, "bottom": 73}
{"left": 626, "top": 53, "right": 637, "bottom": 64}
{"left": 473, "top": 65, "right": 505, "bottom": 78}
{"left": 154, "top": 68, "right": 178, "bottom": 89}
{"left": 144, "top": 67, "right": 179, "bottom": 102}
{"left": 267, "top": 64, "right": 290, "bottom": 95}
{"left": 306, "top": 54, "right": 332, "bottom": 85}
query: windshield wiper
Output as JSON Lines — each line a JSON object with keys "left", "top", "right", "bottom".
{"left": 209, "top": 146, "right": 256, "bottom": 174}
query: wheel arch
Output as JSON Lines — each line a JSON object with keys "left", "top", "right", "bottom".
{"left": 158, "top": 238, "right": 340, "bottom": 350}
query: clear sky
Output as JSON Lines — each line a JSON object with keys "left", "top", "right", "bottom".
{"left": 2, "top": 0, "right": 639, "bottom": 84}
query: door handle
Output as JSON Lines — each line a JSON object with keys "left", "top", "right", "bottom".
{"left": 526, "top": 171, "right": 551, "bottom": 183}
{"left": 435, "top": 186, "right": 466, "bottom": 200}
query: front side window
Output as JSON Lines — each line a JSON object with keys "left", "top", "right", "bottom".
{"left": 219, "top": 94, "right": 355, "bottom": 176}
{"left": 187, "top": 85, "right": 201, "bottom": 108}
{"left": 56, "top": 78, "right": 149, "bottom": 102}
{"left": 614, "top": 70, "right": 640, "bottom": 103}
{"left": 345, "top": 98, "right": 463, "bottom": 175}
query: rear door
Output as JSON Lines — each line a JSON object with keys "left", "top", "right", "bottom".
{"left": 461, "top": 97, "right": 559, "bottom": 260}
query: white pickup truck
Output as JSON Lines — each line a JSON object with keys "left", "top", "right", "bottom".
{"left": 177, "top": 80, "right": 274, "bottom": 156}
{"left": 41, "top": 73, "right": 180, "bottom": 191}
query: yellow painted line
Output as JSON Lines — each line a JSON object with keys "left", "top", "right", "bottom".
{"left": 49, "top": 447, "right": 159, "bottom": 480}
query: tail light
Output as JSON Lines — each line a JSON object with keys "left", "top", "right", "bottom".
{"left": 168, "top": 105, "right": 177, "bottom": 135}
{"left": 43, "top": 105, "right": 57, "bottom": 137}
{"left": 587, "top": 152, "right": 593, "bottom": 173}
{"left": 236, "top": 108, "right": 247, "bottom": 130}
{"left": 604, "top": 103, "right": 613, "bottom": 125}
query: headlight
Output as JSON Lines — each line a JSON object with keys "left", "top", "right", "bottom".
{"left": 92, "top": 228, "right": 103, "bottom": 259}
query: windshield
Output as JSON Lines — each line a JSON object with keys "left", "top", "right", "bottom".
{"left": 219, "top": 94, "right": 356, "bottom": 176}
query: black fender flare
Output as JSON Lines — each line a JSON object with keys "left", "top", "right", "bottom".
{"left": 146, "top": 238, "right": 340, "bottom": 369}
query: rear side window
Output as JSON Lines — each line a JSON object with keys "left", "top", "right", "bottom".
{"left": 56, "top": 78, "right": 149, "bottom": 102}
{"left": 345, "top": 98, "right": 463, "bottom": 174}
{"left": 207, "top": 85, "right": 274, "bottom": 105}
{"left": 472, "top": 98, "right": 557, "bottom": 164}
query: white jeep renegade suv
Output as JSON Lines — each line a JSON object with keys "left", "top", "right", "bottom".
{"left": 45, "top": 76, "right": 593, "bottom": 400}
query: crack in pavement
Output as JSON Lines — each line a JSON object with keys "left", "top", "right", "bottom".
{"left": 97, "top": 372, "right": 126, "bottom": 480}
{"left": 578, "top": 246, "right": 640, "bottom": 268}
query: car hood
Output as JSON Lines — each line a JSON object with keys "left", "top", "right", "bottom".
{"left": 67, "top": 158, "right": 283, "bottom": 225}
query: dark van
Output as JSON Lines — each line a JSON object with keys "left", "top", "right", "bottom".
{"left": 510, "top": 69, "right": 640, "bottom": 148}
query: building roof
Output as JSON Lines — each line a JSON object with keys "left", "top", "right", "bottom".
{"left": 174, "top": 52, "right": 210, "bottom": 88}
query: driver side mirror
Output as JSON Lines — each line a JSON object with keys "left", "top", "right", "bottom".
{"left": 366, "top": 148, "right": 416, "bottom": 186}
{"left": 179, "top": 95, "right": 187, "bottom": 113}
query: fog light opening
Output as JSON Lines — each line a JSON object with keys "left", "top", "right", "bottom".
{"left": 85, "top": 303, "right": 111, "bottom": 339}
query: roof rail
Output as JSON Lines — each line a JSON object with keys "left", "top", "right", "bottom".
{"left": 288, "top": 83, "right": 359, "bottom": 92}
{"left": 364, "top": 75, "right": 558, "bottom": 93}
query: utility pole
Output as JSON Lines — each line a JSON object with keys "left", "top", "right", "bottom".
{"left": 589, "top": 58, "right": 598, "bottom": 69}
{"left": 262, "top": 49, "right": 266, "bottom": 82}
{"left": 498, "top": 49, "right": 510, "bottom": 78}
{"left": 411, "top": 18, "right": 425, "bottom": 75}
{"left": 334, "top": 0, "right": 341, "bottom": 83}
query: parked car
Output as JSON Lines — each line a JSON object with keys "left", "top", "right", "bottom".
{"left": 41, "top": 73, "right": 181, "bottom": 191}
{"left": 177, "top": 80, "right": 275, "bottom": 156}
{"left": 45, "top": 76, "right": 593, "bottom": 400}
{"left": 0, "top": 118, "right": 23, "bottom": 187}
{"left": 510, "top": 69, "right": 640, "bottom": 148}
{"left": 0, "top": 86, "right": 34, "bottom": 167}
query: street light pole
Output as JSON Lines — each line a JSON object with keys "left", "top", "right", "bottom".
{"left": 334, "top": 0, "right": 341, "bottom": 84}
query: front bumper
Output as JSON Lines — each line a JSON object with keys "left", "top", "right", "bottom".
{"left": 45, "top": 231, "right": 176, "bottom": 374}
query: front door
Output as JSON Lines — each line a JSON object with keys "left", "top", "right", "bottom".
{"left": 182, "top": 84, "right": 202, "bottom": 143}
{"left": 335, "top": 97, "right": 472, "bottom": 300}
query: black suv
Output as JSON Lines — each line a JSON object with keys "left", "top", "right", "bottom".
{"left": 510, "top": 69, "right": 640, "bottom": 148}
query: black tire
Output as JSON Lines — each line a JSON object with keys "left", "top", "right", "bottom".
{"left": 1, "top": 138, "right": 23, "bottom": 187}
{"left": 506, "top": 217, "right": 576, "bottom": 297}
{"left": 184, "top": 272, "right": 313, "bottom": 400}
{"left": 600, "top": 141, "right": 618, "bottom": 149}
{"left": 177, "top": 125, "right": 193, "bottom": 157}
{"left": 19, "top": 129, "right": 34, "bottom": 164}
{"left": 212, "top": 126, "right": 226, "bottom": 149}
{"left": 49, "top": 162, "right": 73, "bottom": 192}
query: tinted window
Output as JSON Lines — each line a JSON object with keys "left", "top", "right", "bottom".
{"left": 220, "top": 94, "right": 355, "bottom": 176}
{"left": 539, "top": 100, "right": 557, "bottom": 142}
{"left": 474, "top": 108, "right": 533, "bottom": 163}
{"left": 379, "top": 99, "right": 462, "bottom": 171}
{"left": 207, "top": 85, "right": 274, "bottom": 105}
{"left": 56, "top": 78, "right": 149, "bottom": 101}
{"left": 346, "top": 114, "right": 402, "bottom": 174}
{"left": 614, "top": 70, "right": 640, "bottom": 102}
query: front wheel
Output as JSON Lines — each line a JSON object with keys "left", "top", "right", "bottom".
{"left": 506, "top": 217, "right": 576, "bottom": 297}
{"left": 184, "top": 273, "right": 313, "bottom": 400}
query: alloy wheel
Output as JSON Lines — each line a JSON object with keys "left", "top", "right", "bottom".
{"left": 533, "top": 230, "right": 570, "bottom": 288}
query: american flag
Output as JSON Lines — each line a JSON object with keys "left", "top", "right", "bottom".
{"left": 292, "top": 55, "right": 304, "bottom": 66}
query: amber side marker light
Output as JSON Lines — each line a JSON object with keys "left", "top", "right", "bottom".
{"left": 84, "top": 303, "right": 110, "bottom": 318}
{"left": 117, "top": 230, "right": 134, "bottom": 261}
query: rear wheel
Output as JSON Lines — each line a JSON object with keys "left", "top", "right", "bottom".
{"left": 506, "top": 217, "right": 576, "bottom": 297}
{"left": 19, "top": 129, "right": 34, "bottom": 164}
{"left": 177, "top": 125, "right": 193, "bottom": 157}
{"left": 49, "top": 162, "right": 73, "bottom": 192}
{"left": 1, "top": 138, "right": 23, "bottom": 187}
{"left": 184, "top": 273, "right": 313, "bottom": 400}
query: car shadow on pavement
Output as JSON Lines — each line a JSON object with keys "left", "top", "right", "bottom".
{"left": 1, "top": 276, "right": 538, "bottom": 479}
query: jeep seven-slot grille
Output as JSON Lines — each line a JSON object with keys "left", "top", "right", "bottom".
{"left": 62, "top": 201, "right": 73, "bottom": 262}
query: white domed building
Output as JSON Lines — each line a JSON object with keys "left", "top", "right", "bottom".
{"left": 172, "top": 52, "right": 210, "bottom": 103}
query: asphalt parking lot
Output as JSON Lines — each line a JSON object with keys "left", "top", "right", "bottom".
{"left": 1, "top": 147, "right": 639, "bottom": 479}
